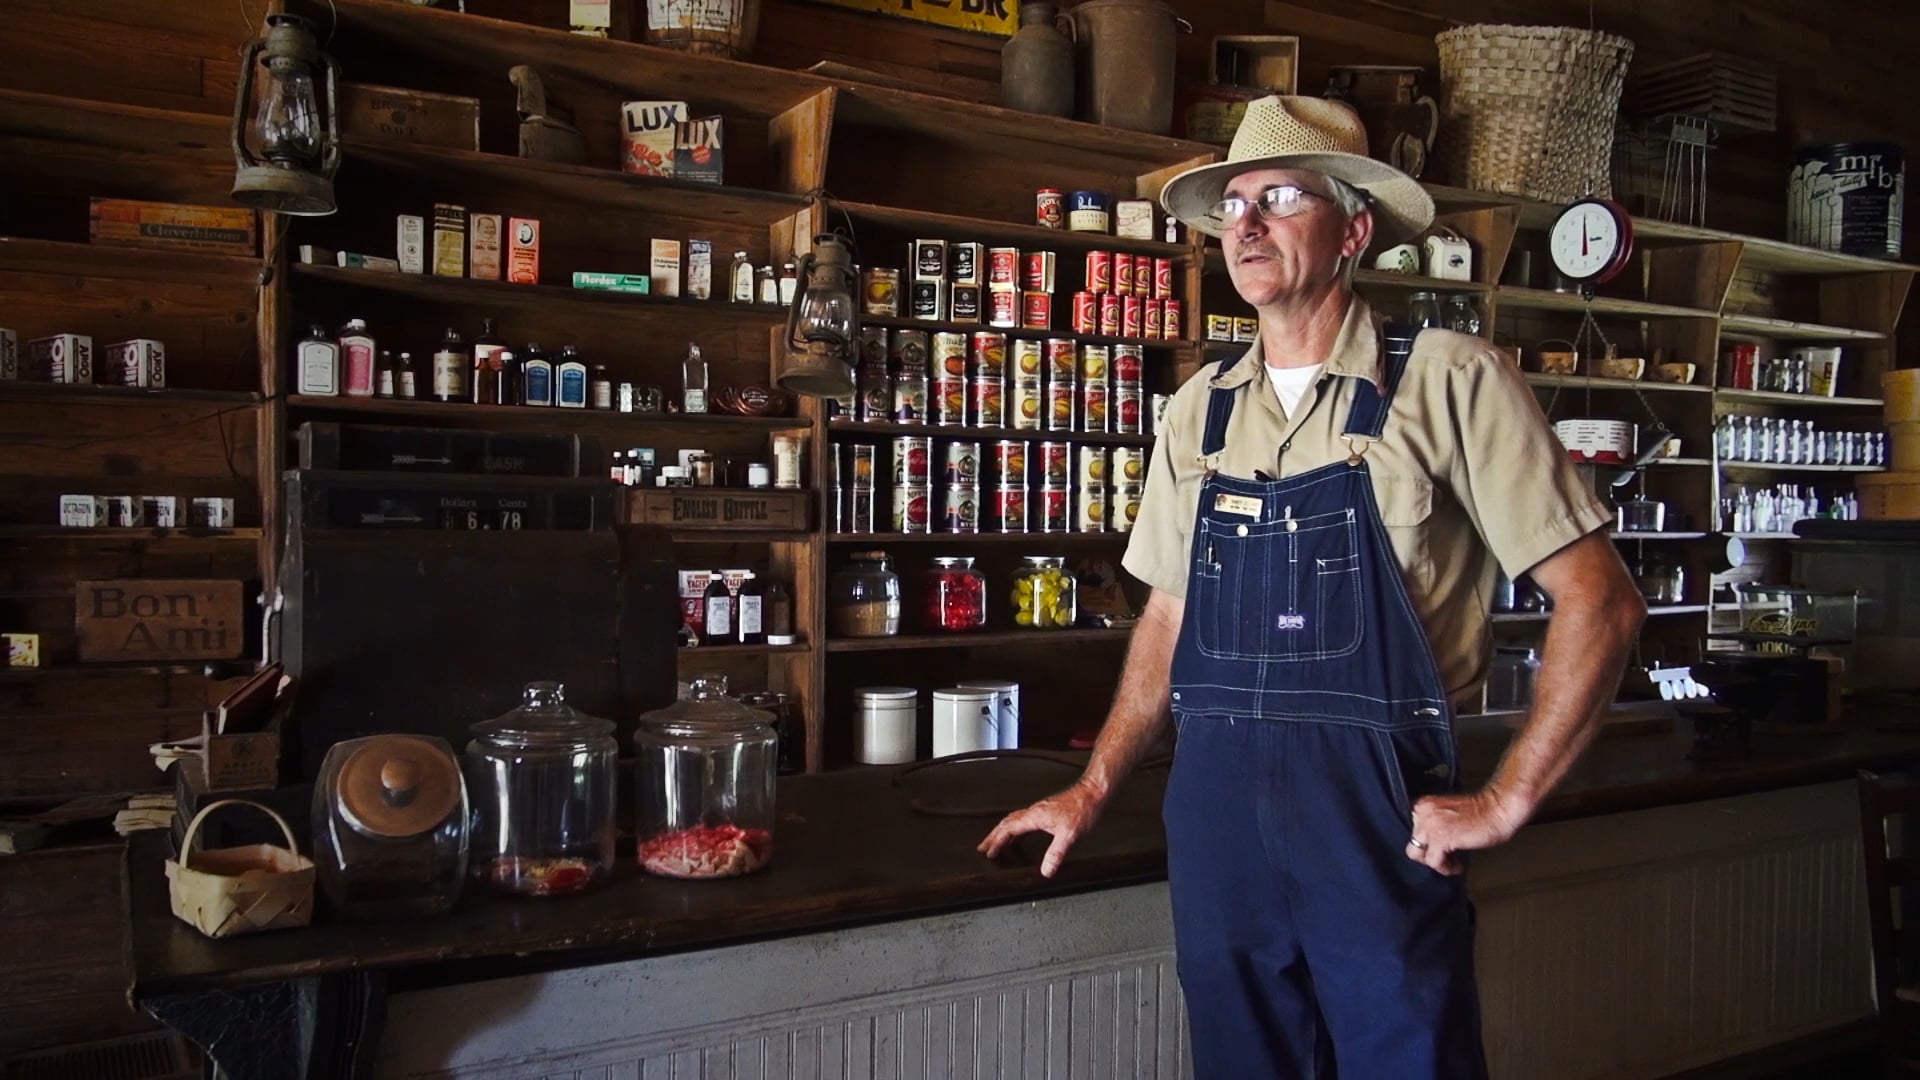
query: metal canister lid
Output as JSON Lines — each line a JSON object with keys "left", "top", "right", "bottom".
{"left": 335, "top": 734, "right": 463, "bottom": 839}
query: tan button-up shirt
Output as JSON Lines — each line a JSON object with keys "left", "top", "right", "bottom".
{"left": 1122, "top": 297, "right": 1611, "bottom": 700}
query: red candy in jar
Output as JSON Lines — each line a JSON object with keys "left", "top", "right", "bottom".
{"left": 925, "top": 555, "right": 987, "bottom": 631}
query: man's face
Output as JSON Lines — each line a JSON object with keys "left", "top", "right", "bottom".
{"left": 1219, "top": 168, "right": 1369, "bottom": 307}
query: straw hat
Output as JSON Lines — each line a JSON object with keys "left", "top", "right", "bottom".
{"left": 1161, "top": 95, "right": 1435, "bottom": 245}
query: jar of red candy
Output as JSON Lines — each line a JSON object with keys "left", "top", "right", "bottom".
{"left": 633, "top": 676, "right": 777, "bottom": 880}
{"left": 924, "top": 555, "right": 987, "bottom": 632}
{"left": 467, "top": 682, "right": 618, "bottom": 897}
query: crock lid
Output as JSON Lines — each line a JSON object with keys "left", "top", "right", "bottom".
{"left": 335, "top": 735, "right": 463, "bottom": 839}
{"left": 855, "top": 686, "right": 918, "bottom": 701}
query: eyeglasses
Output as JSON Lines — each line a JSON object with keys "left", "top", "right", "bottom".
{"left": 1208, "top": 185, "right": 1330, "bottom": 229}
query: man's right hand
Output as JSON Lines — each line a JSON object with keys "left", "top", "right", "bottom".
{"left": 977, "top": 781, "right": 1108, "bottom": 878}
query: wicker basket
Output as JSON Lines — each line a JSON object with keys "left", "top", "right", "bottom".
{"left": 166, "top": 798, "right": 314, "bottom": 939}
{"left": 1435, "top": 25, "right": 1635, "bottom": 203}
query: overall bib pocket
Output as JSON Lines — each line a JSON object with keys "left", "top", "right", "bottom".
{"left": 1194, "top": 507, "right": 1359, "bottom": 661}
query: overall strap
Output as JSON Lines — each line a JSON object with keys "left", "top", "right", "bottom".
{"left": 1342, "top": 323, "right": 1419, "bottom": 440}
{"left": 1199, "top": 361, "right": 1237, "bottom": 458}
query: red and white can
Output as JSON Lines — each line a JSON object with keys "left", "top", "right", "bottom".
{"left": 969, "top": 374, "right": 1005, "bottom": 428}
{"left": 1035, "top": 189, "right": 1064, "bottom": 229}
{"left": 1037, "top": 485, "right": 1070, "bottom": 533}
{"left": 892, "top": 485, "right": 932, "bottom": 533}
{"left": 989, "top": 484, "right": 1027, "bottom": 533}
{"left": 1724, "top": 342, "right": 1759, "bottom": 390}
{"left": 1024, "top": 252, "right": 1056, "bottom": 293}
{"left": 988, "top": 287, "right": 1020, "bottom": 329}
{"left": 1022, "top": 290, "right": 1052, "bottom": 330}
{"left": 1144, "top": 300, "right": 1165, "bottom": 340}
{"left": 944, "top": 440, "right": 981, "bottom": 485}
{"left": 988, "top": 247, "right": 1020, "bottom": 288}
{"left": 1037, "top": 441, "right": 1070, "bottom": 485}
{"left": 970, "top": 332, "right": 1006, "bottom": 378}
{"left": 1121, "top": 295, "right": 1144, "bottom": 338}
{"left": 1071, "top": 292, "right": 1098, "bottom": 334}
{"left": 1153, "top": 257, "right": 1173, "bottom": 299}
{"left": 1163, "top": 299, "right": 1183, "bottom": 339}
{"left": 944, "top": 485, "right": 980, "bottom": 534}
{"left": 1046, "top": 380, "right": 1076, "bottom": 432}
{"left": 1114, "top": 385, "right": 1143, "bottom": 434}
{"left": 993, "top": 439, "right": 1028, "bottom": 485}
{"left": 1010, "top": 378, "right": 1043, "bottom": 430}
{"left": 1080, "top": 381, "right": 1110, "bottom": 433}
{"left": 1085, "top": 250, "right": 1112, "bottom": 294}
{"left": 891, "top": 435, "right": 932, "bottom": 485}
{"left": 932, "top": 374, "right": 968, "bottom": 426}
{"left": 1111, "top": 253, "right": 1133, "bottom": 298}
{"left": 1099, "top": 293, "right": 1123, "bottom": 337}
{"left": 1113, "top": 345, "right": 1144, "bottom": 386}
{"left": 933, "top": 332, "right": 968, "bottom": 377}
{"left": 1046, "top": 338, "right": 1077, "bottom": 382}
{"left": 1130, "top": 255, "right": 1153, "bottom": 297}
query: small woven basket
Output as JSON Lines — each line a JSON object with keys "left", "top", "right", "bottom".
{"left": 1435, "top": 24, "right": 1635, "bottom": 202}
{"left": 166, "top": 798, "right": 314, "bottom": 939}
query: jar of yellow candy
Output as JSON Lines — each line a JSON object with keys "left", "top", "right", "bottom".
{"left": 1010, "top": 555, "right": 1077, "bottom": 630}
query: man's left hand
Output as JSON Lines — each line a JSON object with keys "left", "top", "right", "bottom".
{"left": 1406, "top": 787, "right": 1527, "bottom": 876}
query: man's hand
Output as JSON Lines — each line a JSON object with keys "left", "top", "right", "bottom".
{"left": 978, "top": 781, "right": 1109, "bottom": 878}
{"left": 1405, "top": 785, "right": 1526, "bottom": 876}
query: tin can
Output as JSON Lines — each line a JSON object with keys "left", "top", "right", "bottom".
{"left": 863, "top": 267, "right": 901, "bottom": 316}
{"left": 849, "top": 443, "right": 877, "bottom": 489}
{"left": 1036, "top": 441, "right": 1070, "bottom": 485}
{"left": 1111, "top": 482, "right": 1144, "bottom": 532}
{"left": 969, "top": 374, "right": 1005, "bottom": 428}
{"left": 846, "top": 487, "right": 876, "bottom": 533}
{"left": 1037, "top": 339, "right": 1071, "bottom": 382}
{"left": 944, "top": 485, "right": 981, "bottom": 534}
{"left": 1205, "top": 313, "right": 1232, "bottom": 341}
{"left": 970, "top": 332, "right": 1007, "bottom": 378}
{"left": 993, "top": 439, "right": 1028, "bottom": 485}
{"left": 1234, "top": 317, "right": 1258, "bottom": 343}
{"left": 1121, "top": 295, "right": 1144, "bottom": 338}
{"left": 1036, "top": 188, "right": 1064, "bottom": 229}
{"left": 1071, "top": 292, "right": 1098, "bottom": 334}
{"left": 1046, "top": 380, "right": 1076, "bottom": 432}
{"left": 988, "top": 287, "right": 1020, "bottom": 329}
{"left": 1022, "top": 291, "right": 1052, "bottom": 330}
{"left": 987, "top": 248, "right": 1020, "bottom": 288}
{"left": 1080, "top": 344, "right": 1110, "bottom": 383}
{"left": 892, "top": 436, "right": 932, "bottom": 485}
{"left": 1164, "top": 299, "right": 1183, "bottom": 340}
{"left": 1077, "top": 484, "right": 1107, "bottom": 533}
{"left": 1153, "top": 257, "right": 1173, "bottom": 299}
{"left": 933, "top": 374, "right": 968, "bottom": 426}
{"left": 1011, "top": 338, "right": 1044, "bottom": 379}
{"left": 950, "top": 284, "right": 982, "bottom": 323}
{"left": 1036, "top": 485, "right": 1070, "bottom": 532}
{"left": 891, "top": 329, "right": 930, "bottom": 372}
{"left": 1151, "top": 393, "right": 1171, "bottom": 434}
{"left": 1085, "top": 250, "right": 1112, "bottom": 294}
{"left": 933, "top": 332, "right": 968, "bottom": 377}
{"left": 1068, "top": 190, "right": 1111, "bottom": 233}
{"left": 1078, "top": 445, "right": 1108, "bottom": 487}
{"left": 1114, "top": 385, "right": 1143, "bottom": 434}
{"left": 950, "top": 243, "right": 984, "bottom": 286}
{"left": 1113, "top": 345, "right": 1143, "bottom": 386}
{"left": 910, "top": 279, "right": 946, "bottom": 321}
{"left": 1010, "top": 378, "right": 1044, "bottom": 430}
{"left": 893, "top": 370, "right": 928, "bottom": 421}
{"left": 944, "top": 440, "right": 982, "bottom": 485}
{"left": 913, "top": 239, "right": 948, "bottom": 280}
{"left": 1081, "top": 381, "right": 1110, "bottom": 432}
{"left": 892, "top": 485, "right": 932, "bottom": 533}
{"left": 1144, "top": 300, "right": 1165, "bottom": 339}
{"left": 1724, "top": 342, "right": 1759, "bottom": 390}
{"left": 989, "top": 484, "right": 1028, "bottom": 533}
{"left": 1024, "top": 252, "right": 1056, "bottom": 292}
{"left": 1099, "top": 293, "right": 1123, "bottom": 337}
{"left": 1111, "top": 253, "right": 1133, "bottom": 297}
{"left": 1130, "top": 255, "right": 1153, "bottom": 297}
{"left": 1112, "top": 446, "right": 1146, "bottom": 483}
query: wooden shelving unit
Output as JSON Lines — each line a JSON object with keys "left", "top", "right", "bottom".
{"left": 827, "top": 418, "right": 1154, "bottom": 446}
{"left": 826, "top": 628, "right": 1133, "bottom": 652}
{"left": 855, "top": 313, "right": 1194, "bottom": 353}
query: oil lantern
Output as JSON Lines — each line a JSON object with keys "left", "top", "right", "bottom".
{"left": 230, "top": 14, "right": 341, "bottom": 216}
{"left": 775, "top": 234, "right": 858, "bottom": 397}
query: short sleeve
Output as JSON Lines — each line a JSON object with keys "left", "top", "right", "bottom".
{"left": 1123, "top": 387, "right": 1202, "bottom": 598}
{"left": 1446, "top": 351, "right": 1612, "bottom": 579}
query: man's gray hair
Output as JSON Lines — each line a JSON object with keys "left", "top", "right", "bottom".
{"left": 1319, "top": 176, "right": 1371, "bottom": 282}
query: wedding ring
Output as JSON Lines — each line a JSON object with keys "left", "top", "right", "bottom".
{"left": 1408, "top": 837, "right": 1430, "bottom": 852}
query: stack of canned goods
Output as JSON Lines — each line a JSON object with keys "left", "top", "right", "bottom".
{"left": 1073, "top": 250, "right": 1181, "bottom": 340}
{"left": 925, "top": 331, "right": 1011, "bottom": 428}
{"left": 832, "top": 435, "right": 1151, "bottom": 535}
{"left": 832, "top": 443, "right": 880, "bottom": 533}
{"left": 1073, "top": 446, "right": 1148, "bottom": 532}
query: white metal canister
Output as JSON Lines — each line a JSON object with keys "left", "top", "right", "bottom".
{"left": 956, "top": 680, "right": 1020, "bottom": 750}
{"left": 932, "top": 688, "right": 997, "bottom": 757}
{"left": 1552, "top": 419, "right": 1635, "bottom": 465}
{"left": 855, "top": 686, "right": 918, "bottom": 765}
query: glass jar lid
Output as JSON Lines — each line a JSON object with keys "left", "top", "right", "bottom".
{"left": 849, "top": 550, "right": 892, "bottom": 564}
{"left": 471, "top": 681, "right": 614, "bottom": 748}
{"left": 1021, "top": 555, "right": 1065, "bottom": 568}
{"left": 932, "top": 556, "right": 976, "bottom": 569}
{"left": 637, "top": 675, "right": 774, "bottom": 736}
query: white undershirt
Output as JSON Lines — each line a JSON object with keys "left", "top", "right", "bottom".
{"left": 1264, "top": 362, "right": 1324, "bottom": 417}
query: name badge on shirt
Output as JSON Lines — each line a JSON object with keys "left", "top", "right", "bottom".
{"left": 1214, "top": 493, "right": 1262, "bottom": 518}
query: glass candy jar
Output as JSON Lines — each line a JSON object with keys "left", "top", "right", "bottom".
{"left": 466, "top": 681, "right": 618, "bottom": 897}
{"left": 313, "top": 734, "right": 468, "bottom": 919}
{"left": 633, "top": 676, "right": 777, "bottom": 879}
{"left": 924, "top": 555, "right": 987, "bottom": 632}
{"left": 1011, "top": 555, "right": 1076, "bottom": 629}
{"left": 830, "top": 550, "right": 901, "bottom": 637}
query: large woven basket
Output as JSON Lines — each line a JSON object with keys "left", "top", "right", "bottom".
{"left": 1435, "top": 25, "right": 1635, "bottom": 203}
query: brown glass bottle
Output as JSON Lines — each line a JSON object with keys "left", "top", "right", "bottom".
{"left": 472, "top": 317, "right": 505, "bottom": 405}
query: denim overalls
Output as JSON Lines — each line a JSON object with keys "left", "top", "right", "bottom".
{"left": 1163, "top": 327, "right": 1488, "bottom": 1078}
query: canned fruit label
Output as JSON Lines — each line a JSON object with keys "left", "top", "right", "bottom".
{"left": 1115, "top": 387, "right": 1143, "bottom": 434}
{"left": 1077, "top": 486, "right": 1107, "bottom": 532}
{"left": 1115, "top": 485, "right": 1143, "bottom": 528}
{"left": 1078, "top": 445, "right": 1108, "bottom": 486}
{"left": 994, "top": 439, "right": 1027, "bottom": 484}
{"left": 934, "top": 375, "right": 968, "bottom": 426}
{"left": 893, "top": 375, "right": 928, "bottom": 421}
{"left": 1081, "top": 382, "right": 1110, "bottom": 433}
{"left": 893, "top": 436, "right": 931, "bottom": 484}
{"left": 1086, "top": 251, "right": 1112, "bottom": 294}
{"left": 1080, "top": 345, "right": 1110, "bottom": 382}
{"left": 1037, "top": 441, "right": 1070, "bottom": 485}
{"left": 934, "top": 332, "right": 968, "bottom": 376}
{"left": 1113, "top": 446, "right": 1146, "bottom": 482}
{"left": 970, "top": 332, "right": 1007, "bottom": 377}
{"left": 863, "top": 268, "right": 900, "bottom": 315}
{"left": 1037, "top": 486, "right": 1070, "bottom": 532}
{"left": 1113, "top": 346, "right": 1143, "bottom": 384}
{"left": 892, "top": 485, "right": 932, "bottom": 532}
{"left": 1011, "top": 379, "right": 1044, "bottom": 430}
{"left": 991, "top": 485, "right": 1027, "bottom": 532}
{"left": 970, "top": 376, "right": 1005, "bottom": 428}
{"left": 1046, "top": 339, "right": 1077, "bottom": 381}
{"left": 944, "top": 440, "right": 981, "bottom": 484}
{"left": 1013, "top": 339, "right": 1044, "bottom": 378}
{"left": 1046, "top": 382, "right": 1075, "bottom": 431}
{"left": 944, "top": 486, "right": 980, "bottom": 533}
{"left": 850, "top": 443, "right": 877, "bottom": 488}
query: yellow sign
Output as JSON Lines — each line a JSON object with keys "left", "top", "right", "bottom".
{"left": 809, "top": 0, "right": 1017, "bottom": 37}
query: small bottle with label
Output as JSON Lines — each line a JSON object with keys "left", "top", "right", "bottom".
{"left": 296, "top": 324, "right": 339, "bottom": 396}
{"left": 1163, "top": 215, "right": 1180, "bottom": 245}
{"left": 396, "top": 351, "right": 418, "bottom": 400}
{"left": 555, "top": 345, "right": 588, "bottom": 409}
{"left": 520, "top": 343, "right": 553, "bottom": 407}
{"left": 589, "top": 364, "right": 613, "bottom": 410}
{"left": 682, "top": 343, "right": 709, "bottom": 414}
{"left": 375, "top": 349, "right": 396, "bottom": 398}
{"left": 493, "top": 349, "right": 517, "bottom": 407}
{"left": 756, "top": 266, "right": 778, "bottom": 305}
{"left": 609, "top": 450, "right": 628, "bottom": 485}
{"left": 472, "top": 317, "right": 505, "bottom": 405}
{"left": 736, "top": 571, "right": 765, "bottom": 645}
{"left": 431, "top": 328, "right": 469, "bottom": 403}
{"left": 778, "top": 260, "right": 799, "bottom": 306}
{"left": 701, "top": 572, "right": 733, "bottom": 644}
{"left": 340, "top": 318, "right": 377, "bottom": 398}
{"left": 730, "top": 250, "right": 755, "bottom": 303}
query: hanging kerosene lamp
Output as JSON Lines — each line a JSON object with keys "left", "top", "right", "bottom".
{"left": 774, "top": 234, "right": 859, "bottom": 397}
{"left": 230, "top": 13, "right": 341, "bottom": 216}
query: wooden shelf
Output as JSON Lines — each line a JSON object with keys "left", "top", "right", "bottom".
{"left": 0, "top": 383, "right": 259, "bottom": 407}
{"left": 827, "top": 627, "right": 1133, "bottom": 652}
{"left": 1719, "top": 314, "right": 1887, "bottom": 342}
{"left": 828, "top": 418, "right": 1153, "bottom": 446}
{"left": 1731, "top": 532, "right": 1803, "bottom": 541}
{"left": 1353, "top": 269, "right": 1494, "bottom": 293}
{"left": 0, "top": 237, "right": 259, "bottom": 286}
{"left": 1493, "top": 604, "right": 1708, "bottom": 623}
{"left": 287, "top": 394, "right": 812, "bottom": 434}
{"left": 1498, "top": 285, "right": 1717, "bottom": 321}
{"left": 829, "top": 531, "right": 1128, "bottom": 543}
{"left": 1718, "top": 462, "right": 1887, "bottom": 474}
{"left": 858, "top": 314, "right": 1193, "bottom": 352}
{"left": 838, "top": 201, "right": 1188, "bottom": 260}
{"left": 0, "top": 527, "right": 262, "bottom": 541}
{"left": 677, "top": 642, "right": 811, "bottom": 657}
{"left": 1612, "top": 532, "right": 1710, "bottom": 540}
{"left": 1715, "top": 388, "right": 1883, "bottom": 408}
{"left": 662, "top": 528, "right": 812, "bottom": 543}
{"left": 345, "top": 142, "right": 810, "bottom": 228}
{"left": 292, "top": 262, "right": 791, "bottom": 320}
{"left": 0, "top": 661, "right": 256, "bottom": 685}
{"left": 1525, "top": 372, "right": 1713, "bottom": 394}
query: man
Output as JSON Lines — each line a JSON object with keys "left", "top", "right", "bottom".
{"left": 979, "top": 96, "right": 1647, "bottom": 1076}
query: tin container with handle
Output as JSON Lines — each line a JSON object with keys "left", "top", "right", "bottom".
{"left": 1063, "top": 0, "right": 1188, "bottom": 135}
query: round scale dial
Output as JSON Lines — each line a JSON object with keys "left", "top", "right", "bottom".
{"left": 1547, "top": 198, "right": 1635, "bottom": 286}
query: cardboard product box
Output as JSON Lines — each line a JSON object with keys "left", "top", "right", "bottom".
{"left": 1115, "top": 200, "right": 1156, "bottom": 240}
{"left": 621, "top": 100, "right": 688, "bottom": 177}
{"left": 102, "top": 495, "right": 142, "bottom": 527}
{"left": 651, "top": 239, "right": 683, "bottom": 298}
{"left": 89, "top": 198, "right": 256, "bottom": 256}
{"left": 190, "top": 497, "right": 236, "bottom": 529}
{"left": 949, "top": 242, "right": 986, "bottom": 286}
{"left": 570, "top": 0, "right": 612, "bottom": 36}
{"left": 338, "top": 252, "right": 401, "bottom": 272}
{"left": 3, "top": 633, "right": 39, "bottom": 669}
{"left": 432, "top": 203, "right": 467, "bottom": 277}
{"left": 508, "top": 218, "right": 541, "bottom": 284}
{"left": 337, "top": 82, "right": 481, "bottom": 151}
{"left": 572, "top": 272, "right": 651, "bottom": 294}
{"left": 674, "top": 116, "right": 724, "bottom": 184}
{"left": 105, "top": 338, "right": 166, "bottom": 388}
{"left": 687, "top": 240, "right": 713, "bottom": 299}
{"left": 142, "top": 495, "right": 179, "bottom": 528}
{"left": 0, "top": 328, "right": 16, "bottom": 380}
{"left": 296, "top": 245, "right": 336, "bottom": 266}
{"left": 397, "top": 214, "right": 426, "bottom": 273}
{"left": 59, "top": 494, "right": 104, "bottom": 527}
{"left": 470, "top": 213, "right": 503, "bottom": 281}
{"left": 31, "top": 334, "right": 92, "bottom": 384}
